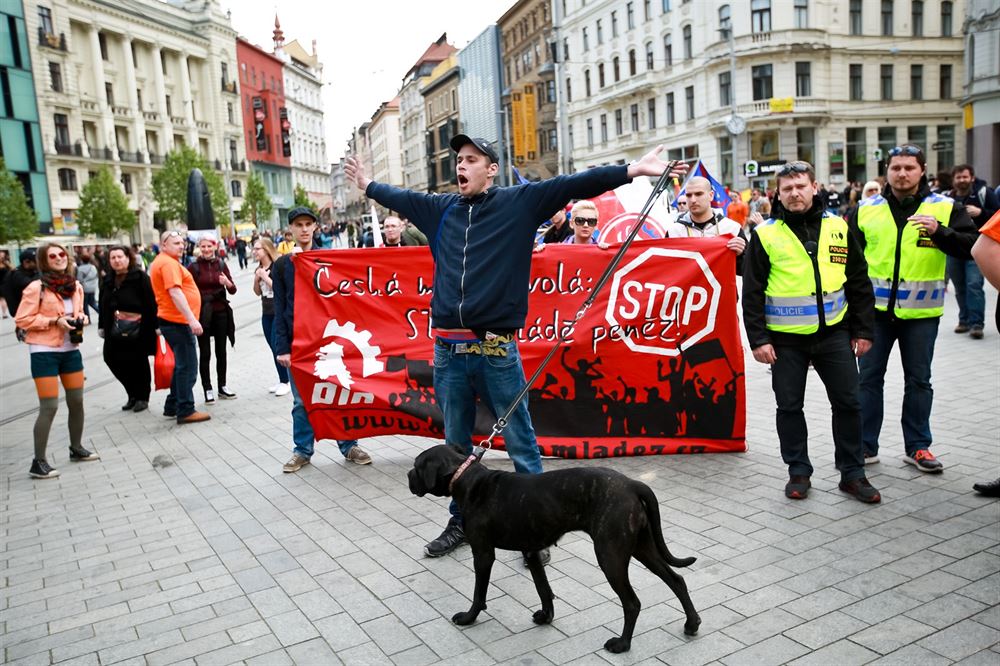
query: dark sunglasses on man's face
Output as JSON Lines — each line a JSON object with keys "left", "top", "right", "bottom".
{"left": 574, "top": 217, "right": 598, "bottom": 227}
{"left": 776, "top": 162, "right": 811, "bottom": 177}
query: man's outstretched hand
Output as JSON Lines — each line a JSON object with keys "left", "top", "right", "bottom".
{"left": 627, "top": 145, "right": 690, "bottom": 180}
{"left": 344, "top": 156, "right": 371, "bottom": 192}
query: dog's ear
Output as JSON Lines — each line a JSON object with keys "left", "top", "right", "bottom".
{"left": 420, "top": 450, "right": 445, "bottom": 492}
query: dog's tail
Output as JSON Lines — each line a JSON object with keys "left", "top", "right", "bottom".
{"left": 637, "top": 483, "right": 697, "bottom": 568}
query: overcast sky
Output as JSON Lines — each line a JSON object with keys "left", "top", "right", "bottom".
{"left": 222, "top": 0, "right": 515, "bottom": 166}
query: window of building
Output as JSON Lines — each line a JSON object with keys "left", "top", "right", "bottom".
{"left": 227, "top": 102, "right": 234, "bottom": 124}
{"left": 908, "top": 125, "right": 927, "bottom": 147}
{"left": 121, "top": 173, "right": 132, "bottom": 194}
{"left": 644, "top": 0, "right": 652, "bottom": 21}
{"left": 751, "top": 0, "right": 771, "bottom": 32}
{"left": 881, "top": 0, "right": 893, "bottom": 36}
{"left": 850, "top": 64, "right": 863, "bottom": 100}
{"left": 136, "top": 88, "right": 143, "bottom": 110}
{"left": 611, "top": 11, "right": 618, "bottom": 37}
{"left": 941, "top": 1, "right": 952, "bottom": 36}
{"left": 630, "top": 103, "right": 639, "bottom": 131}
{"left": 718, "top": 135, "right": 733, "bottom": 186}
{"left": 599, "top": 62, "right": 606, "bottom": 87}
{"left": 850, "top": 0, "right": 862, "bottom": 34}
{"left": 587, "top": 118, "right": 594, "bottom": 146}
{"left": 613, "top": 56, "right": 620, "bottom": 82}
{"left": 645, "top": 41, "right": 654, "bottom": 70}
{"left": 647, "top": 97, "right": 656, "bottom": 129}
{"left": 719, "top": 5, "right": 731, "bottom": 36}
{"left": 796, "top": 61, "right": 811, "bottom": 97}
{"left": 566, "top": 77, "right": 573, "bottom": 102}
{"left": 98, "top": 32, "right": 108, "bottom": 60}
{"left": 38, "top": 6, "right": 54, "bottom": 34}
{"left": 910, "top": 64, "right": 923, "bottom": 100}
{"left": 49, "top": 62, "right": 62, "bottom": 92}
{"left": 54, "top": 113, "right": 70, "bottom": 146}
{"left": 877, "top": 126, "right": 897, "bottom": 165}
{"left": 165, "top": 94, "right": 172, "bottom": 115}
{"left": 881, "top": 64, "right": 893, "bottom": 100}
{"left": 663, "top": 33, "right": 673, "bottom": 67}
{"left": 600, "top": 113, "right": 608, "bottom": 142}
{"left": 231, "top": 179, "right": 242, "bottom": 197}
{"left": 597, "top": 19, "right": 603, "bottom": 44}
{"left": 615, "top": 109, "right": 623, "bottom": 135}
{"left": 666, "top": 92, "right": 675, "bottom": 124}
{"left": 685, "top": 85, "right": 694, "bottom": 120}
{"left": 582, "top": 27, "right": 589, "bottom": 51}
{"left": 752, "top": 64, "right": 773, "bottom": 100}
{"left": 229, "top": 139, "right": 238, "bottom": 164}
{"left": 562, "top": 38, "right": 569, "bottom": 61}
{"left": 719, "top": 71, "right": 731, "bottom": 107}
{"left": 662, "top": 0, "right": 671, "bottom": 12}
{"left": 937, "top": 124, "right": 954, "bottom": 169}
{"left": 548, "top": 129, "right": 557, "bottom": 152}
{"left": 911, "top": 0, "right": 923, "bottom": 36}
{"left": 58, "top": 168, "right": 77, "bottom": 191}
{"left": 585, "top": 69, "right": 591, "bottom": 96}
{"left": 796, "top": 127, "right": 816, "bottom": 165}
{"left": 629, "top": 49, "right": 636, "bottom": 76}
{"left": 940, "top": 64, "right": 952, "bottom": 99}
{"left": 104, "top": 82, "right": 114, "bottom": 106}
{"left": 627, "top": 2, "right": 635, "bottom": 29}
{"left": 846, "top": 127, "right": 867, "bottom": 181}
{"left": 546, "top": 79, "right": 556, "bottom": 103}
{"left": 794, "top": 0, "right": 808, "bottom": 28}
{"left": 682, "top": 25, "right": 692, "bottom": 59}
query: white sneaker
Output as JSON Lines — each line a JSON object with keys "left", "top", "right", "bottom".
{"left": 275, "top": 383, "right": 291, "bottom": 396}
{"left": 205, "top": 389, "right": 216, "bottom": 404}
{"left": 268, "top": 383, "right": 279, "bottom": 393}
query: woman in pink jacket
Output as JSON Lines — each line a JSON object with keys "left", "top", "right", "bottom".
{"left": 14, "top": 243, "right": 99, "bottom": 479}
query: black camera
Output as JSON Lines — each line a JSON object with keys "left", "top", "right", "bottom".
{"left": 65, "top": 318, "right": 85, "bottom": 344}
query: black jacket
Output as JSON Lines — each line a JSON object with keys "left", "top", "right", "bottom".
{"left": 742, "top": 196, "right": 875, "bottom": 348}
{"left": 98, "top": 269, "right": 159, "bottom": 353}
{"left": 367, "top": 165, "right": 631, "bottom": 331}
{"left": 3, "top": 267, "right": 39, "bottom": 316}
{"left": 945, "top": 177, "right": 1000, "bottom": 229}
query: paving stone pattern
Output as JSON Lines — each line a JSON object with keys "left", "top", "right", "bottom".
{"left": 1, "top": 266, "right": 997, "bottom": 665}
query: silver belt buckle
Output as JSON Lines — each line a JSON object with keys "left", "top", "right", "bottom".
{"left": 454, "top": 343, "right": 468, "bottom": 354}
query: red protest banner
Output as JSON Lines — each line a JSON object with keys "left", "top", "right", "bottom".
{"left": 291, "top": 237, "right": 746, "bottom": 458}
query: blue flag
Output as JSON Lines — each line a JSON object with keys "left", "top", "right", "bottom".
{"left": 512, "top": 165, "right": 531, "bottom": 185}
{"left": 677, "top": 160, "right": 730, "bottom": 215}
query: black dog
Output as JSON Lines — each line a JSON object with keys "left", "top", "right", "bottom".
{"left": 408, "top": 444, "right": 701, "bottom": 653}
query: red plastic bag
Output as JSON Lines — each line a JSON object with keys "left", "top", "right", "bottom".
{"left": 154, "top": 334, "right": 175, "bottom": 390}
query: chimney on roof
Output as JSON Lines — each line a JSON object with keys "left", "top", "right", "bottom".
{"left": 273, "top": 14, "right": 284, "bottom": 51}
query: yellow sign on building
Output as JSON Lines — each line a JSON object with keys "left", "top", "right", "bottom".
{"left": 511, "top": 91, "right": 526, "bottom": 161}
{"left": 523, "top": 86, "right": 538, "bottom": 158}
{"left": 769, "top": 97, "right": 795, "bottom": 113}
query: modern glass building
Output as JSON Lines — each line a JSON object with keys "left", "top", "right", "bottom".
{"left": 1, "top": 0, "right": 52, "bottom": 233}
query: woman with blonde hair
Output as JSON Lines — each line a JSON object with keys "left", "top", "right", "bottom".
{"left": 15, "top": 242, "right": 99, "bottom": 479}
{"left": 252, "top": 237, "right": 290, "bottom": 395}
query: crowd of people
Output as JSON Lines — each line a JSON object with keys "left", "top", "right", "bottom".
{"left": 4, "top": 138, "right": 997, "bottom": 518}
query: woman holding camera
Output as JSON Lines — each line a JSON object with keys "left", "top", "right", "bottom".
{"left": 98, "top": 246, "right": 158, "bottom": 412}
{"left": 14, "top": 243, "right": 99, "bottom": 479}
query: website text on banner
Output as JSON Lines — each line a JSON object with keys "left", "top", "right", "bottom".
{"left": 290, "top": 237, "right": 746, "bottom": 458}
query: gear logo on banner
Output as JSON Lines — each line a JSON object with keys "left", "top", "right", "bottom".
{"left": 313, "top": 319, "right": 384, "bottom": 389}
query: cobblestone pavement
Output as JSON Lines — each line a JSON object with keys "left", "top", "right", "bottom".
{"left": 2, "top": 264, "right": 998, "bottom": 665}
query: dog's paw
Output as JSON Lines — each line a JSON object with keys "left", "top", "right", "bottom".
{"left": 604, "top": 636, "right": 631, "bottom": 653}
{"left": 532, "top": 608, "right": 553, "bottom": 625}
{"left": 684, "top": 618, "right": 701, "bottom": 636}
{"left": 452, "top": 610, "right": 478, "bottom": 626}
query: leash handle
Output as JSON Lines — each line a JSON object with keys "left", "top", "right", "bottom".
{"left": 477, "top": 163, "right": 679, "bottom": 448}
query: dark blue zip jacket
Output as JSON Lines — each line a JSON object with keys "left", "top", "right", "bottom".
{"left": 366, "top": 165, "right": 631, "bottom": 330}
{"left": 272, "top": 252, "right": 296, "bottom": 356}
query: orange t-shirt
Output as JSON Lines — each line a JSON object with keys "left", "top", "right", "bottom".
{"left": 727, "top": 199, "right": 749, "bottom": 225}
{"left": 980, "top": 210, "right": 1000, "bottom": 242}
{"left": 150, "top": 253, "right": 201, "bottom": 324}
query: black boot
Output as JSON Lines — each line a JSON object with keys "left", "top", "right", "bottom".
{"left": 424, "top": 518, "right": 465, "bottom": 557}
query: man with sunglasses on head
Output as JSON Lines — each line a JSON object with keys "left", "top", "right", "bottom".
{"left": 848, "top": 144, "right": 976, "bottom": 474}
{"left": 345, "top": 136, "right": 687, "bottom": 560}
{"left": 666, "top": 176, "right": 748, "bottom": 274}
{"left": 743, "top": 160, "right": 880, "bottom": 503}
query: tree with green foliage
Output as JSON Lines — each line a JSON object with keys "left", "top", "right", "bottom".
{"left": 75, "top": 167, "right": 136, "bottom": 237}
{"left": 293, "top": 183, "right": 319, "bottom": 214}
{"left": 240, "top": 171, "right": 273, "bottom": 227}
{"left": 0, "top": 158, "right": 39, "bottom": 244}
{"left": 151, "top": 145, "right": 229, "bottom": 225}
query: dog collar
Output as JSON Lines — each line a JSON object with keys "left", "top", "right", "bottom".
{"left": 448, "top": 454, "right": 478, "bottom": 494}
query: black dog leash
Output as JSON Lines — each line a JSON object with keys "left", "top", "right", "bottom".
{"left": 473, "top": 162, "right": 681, "bottom": 458}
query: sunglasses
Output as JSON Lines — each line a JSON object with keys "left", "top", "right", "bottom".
{"left": 574, "top": 217, "right": 598, "bottom": 227}
{"left": 47, "top": 250, "right": 67, "bottom": 259}
{"left": 889, "top": 146, "right": 922, "bottom": 157}
{"left": 165, "top": 231, "right": 183, "bottom": 238}
{"left": 776, "top": 162, "right": 811, "bottom": 177}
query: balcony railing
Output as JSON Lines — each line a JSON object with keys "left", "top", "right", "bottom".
{"left": 221, "top": 79, "right": 237, "bottom": 94}
{"left": 143, "top": 111, "right": 159, "bottom": 122}
{"left": 196, "top": 120, "right": 210, "bottom": 130}
{"left": 149, "top": 153, "right": 164, "bottom": 165}
{"left": 81, "top": 100, "right": 98, "bottom": 112}
{"left": 38, "top": 28, "right": 67, "bottom": 51}
{"left": 231, "top": 160, "right": 247, "bottom": 172}
{"left": 111, "top": 105, "right": 131, "bottom": 117}
{"left": 54, "top": 142, "right": 83, "bottom": 156}
{"left": 96, "top": 147, "right": 114, "bottom": 161}
{"left": 118, "top": 150, "right": 143, "bottom": 163}
{"left": 214, "top": 159, "right": 223, "bottom": 170}
{"left": 170, "top": 116, "right": 186, "bottom": 126}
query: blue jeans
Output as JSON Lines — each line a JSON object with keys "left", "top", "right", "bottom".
{"left": 859, "top": 313, "right": 939, "bottom": 456}
{"left": 159, "top": 321, "right": 198, "bottom": 418}
{"left": 261, "top": 313, "right": 289, "bottom": 383}
{"left": 947, "top": 256, "right": 985, "bottom": 329}
{"left": 772, "top": 329, "right": 865, "bottom": 482}
{"left": 288, "top": 374, "right": 357, "bottom": 459}
{"left": 433, "top": 338, "right": 543, "bottom": 523}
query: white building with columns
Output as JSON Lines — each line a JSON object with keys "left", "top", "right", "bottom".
{"left": 558, "top": 0, "right": 966, "bottom": 189}
{"left": 24, "top": 0, "right": 247, "bottom": 241}
{"left": 272, "top": 18, "right": 330, "bottom": 214}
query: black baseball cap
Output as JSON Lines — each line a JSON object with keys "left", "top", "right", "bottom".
{"left": 287, "top": 206, "right": 318, "bottom": 224}
{"left": 20, "top": 249, "right": 37, "bottom": 262}
{"left": 449, "top": 135, "right": 500, "bottom": 164}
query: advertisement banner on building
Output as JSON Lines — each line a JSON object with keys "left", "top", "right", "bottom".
{"left": 523, "top": 86, "right": 538, "bottom": 158}
{"left": 291, "top": 239, "right": 746, "bottom": 458}
{"left": 511, "top": 91, "right": 526, "bottom": 162}
{"left": 253, "top": 96, "right": 267, "bottom": 152}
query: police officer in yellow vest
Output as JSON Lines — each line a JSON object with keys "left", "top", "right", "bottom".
{"left": 743, "top": 161, "right": 881, "bottom": 503}
{"left": 848, "top": 144, "right": 977, "bottom": 474}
